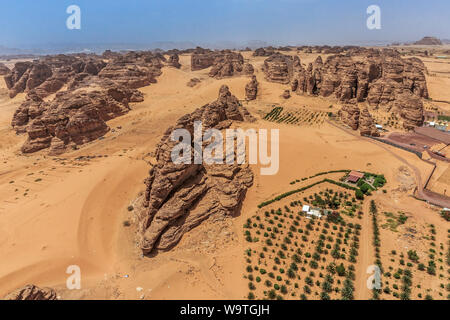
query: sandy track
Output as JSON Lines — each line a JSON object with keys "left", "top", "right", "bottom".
{"left": 76, "top": 156, "right": 147, "bottom": 265}
{"left": 354, "top": 199, "right": 374, "bottom": 300}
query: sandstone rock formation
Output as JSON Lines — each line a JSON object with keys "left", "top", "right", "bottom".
{"left": 339, "top": 104, "right": 380, "bottom": 136}
{"left": 243, "top": 63, "right": 255, "bottom": 75}
{"left": 290, "top": 49, "right": 428, "bottom": 129}
{"left": 394, "top": 92, "right": 424, "bottom": 130}
{"left": 12, "top": 51, "right": 162, "bottom": 99}
{"left": 12, "top": 85, "right": 141, "bottom": 154}
{"left": 191, "top": 47, "right": 218, "bottom": 71}
{"left": 4, "top": 285, "right": 57, "bottom": 300}
{"left": 245, "top": 75, "right": 258, "bottom": 101}
{"left": 167, "top": 53, "right": 181, "bottom": 68}
{"left": 340, "top": 104, "right": 360, "bottom": 130}
{"left": 0, "top": 63, "right": 10, "bottom": 75}
{"left": 191, "top": 48, "right": 253, "bottom": 78}
{"left": 208, "top": 53, "right": 254, "bottom": 79}
{"left": 253, "top": 47, "right": 275, "bottom": 57}
{"left": 282, "top": 89, "right": 291, "bottom": 99}
{"left": 209, "top": 52, "right": 244, "bottom": 78}
{"left": 359, "top": 107, "right": 380, "bottom": 136}
{"left": 414, "top": 36, "right": 442, "bottom": 46}
{"left": 291, "top": 50, "right": 428, "bottom": 103}
{"left": 138, "top": 85, "right": 255, "bottom": 254}
{"left": 5, "top": 62, "right": 50, "bottom": 98}
{"left": 98, "top": 51, "right": 163, "bottom": 89}
{"left": 262, "top": 53, "right": 300, "bottom": 84}
{"left": 4, "top": 55, "right": 109, "bottom": 99}
{"left": 8, "top": 51, "right": 165, "bottom": 154}
{"left": 187, "top": 78, "right": 201, "bottom": 87}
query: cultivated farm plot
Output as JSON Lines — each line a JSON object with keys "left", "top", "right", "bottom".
{"left": 372, "top": 111, "right": 403, "bottom": 131}
{"left": 243, "top": 183, "right": 366, "bottom": 300}
{"left": 263, "top": 106, "right": 328, "bottom": 127}
{"left": 371, "top": 202, "right": 450, "bottom": 300}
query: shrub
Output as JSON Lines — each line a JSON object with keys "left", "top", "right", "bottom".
{"left": 355, "top": 189, "right": 364, "bottom": 200}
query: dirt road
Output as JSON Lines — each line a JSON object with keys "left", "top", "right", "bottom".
{"left": 354, "top": 199, "right": 374, "bottom": 300}
{"left": 328, "top": 121, "right": 450, "bottom": 207}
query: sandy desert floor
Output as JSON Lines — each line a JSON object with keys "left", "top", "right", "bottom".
{"left": 0, "top": 50, "right": 449, "bottom": 300}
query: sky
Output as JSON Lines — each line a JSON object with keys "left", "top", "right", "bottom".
{"left": 0, "top": 0, "right": 449, "bottom": 49}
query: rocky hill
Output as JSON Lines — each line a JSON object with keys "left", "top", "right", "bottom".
{"left": 6, "top": 51, "right": 166, "bottom": 154}
{"left": 414, "top": 36, "right": 442, "bottom": 45}
{"left": 245, "top": 75, "right": 258, "bottom": 101}
{"left": 138, "top": 85, "right": 254, "bottom": 254}
{"left": 3, "top": 284, "right": 57, "bottom": 300}
{"left": 262, "top": 53, "right": 300, "bottom": 84}
{"left": 288, "top": 49, "right": 427, "bottom": 131}
{"left": 0, "top": 63, "right": 10, "bottom": 75}
{"left": 191, "top": 47, "right": 254, "bottom": 78}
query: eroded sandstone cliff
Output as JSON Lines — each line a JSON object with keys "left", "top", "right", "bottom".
{"left": 138, "top": 85, "right": 255, "bottom": 254}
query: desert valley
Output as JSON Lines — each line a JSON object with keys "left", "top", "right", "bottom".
{"left": 0, "top": 40, "right": 449, "bottom": 301}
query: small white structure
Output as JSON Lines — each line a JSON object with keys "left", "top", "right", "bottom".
{"left": 303, "top": 205, "right": 329, "bottom": 219}
{"left": 307, "top": 209, "right": 322, "bottom": 219}
{"left": 429, "top": 121, "right": 435, "bottom": 127}
{"left": 375, "top": 124, "right": 383, "bottom": 130}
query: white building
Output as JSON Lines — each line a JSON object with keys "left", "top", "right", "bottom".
{"left": 307, "top": 209, "right": 322, "bottom": 219}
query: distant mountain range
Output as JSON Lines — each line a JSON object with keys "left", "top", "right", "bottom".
{"left": 0, "top": 41, "right": 271, "bottom": 57}
{"left": 0, "top": 37, "right": 448, "bottom": 58}
{"left": 413, "top": 36, "right": 443, "bottom": 45}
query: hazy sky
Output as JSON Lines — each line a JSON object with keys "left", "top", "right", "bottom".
{"left": 0, "top": 0, "right": 449, "bottom": 48}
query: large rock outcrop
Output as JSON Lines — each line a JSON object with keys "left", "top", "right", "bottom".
{"left": 4, "top": 52, "right": 165, "bottom": 99}
{"left": 190, "top": 47, "right": 218, "bottom": 71}
{"left": 12, "top": 85, "right": 140, "bottom": 154}
{"left": 190, "top": 48, "right": 253, "bottom": 78}
{"left": 253, "top": 48, "right": 275, "bottom": 57}
{"left": 4, "top": 55, "right": 108, "bottom": 99}
{"left": 8, "top": 51, "right": 165, "bottom": 154}
{"left": 209, "top": 52, "right": 246, "bottom": 78}
{"left": 359, "top": 107, "right": 380, "bottom": 136}
{"left": 291, "top": 50, "right": 428, "bottom": 103}
{"left": 138, "top": 86, "right": 255, "bottom": 254}
{"left": 186, "top": 78, "right": 201, "bottom": 87}
{"left": 414, "top": 36, "right": 442, "bottom": 46}
{"left": 4, "top": 285, "right": 57, "bottom": 300}
{"left": 339, "top": 104, "right": 379, "bottom": 136}
{"left": 262, "top": 53, "right": 300, "bottom": 84}
{"left": 191, "top": 48, "right": 254, "bottom": 78}
{"left": 245, "top": 75, "right": 258, "bottom": 101}
{"left": 98, "top": 51, "right": 163, "bottom": 89}
{"left": 0, "top": 63, "right": 10, "bottom": 75}
{"left": 167, "top": 53, "right": 181, "bottom": 69}
{"left": 394, "top": 92, "right": 424, "bottom": 130}
{"left": 290, "top": 49, "right": 428, "bottom": 129}
{"left": 340, "top": 104, "right": 360, "bottom": 130}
